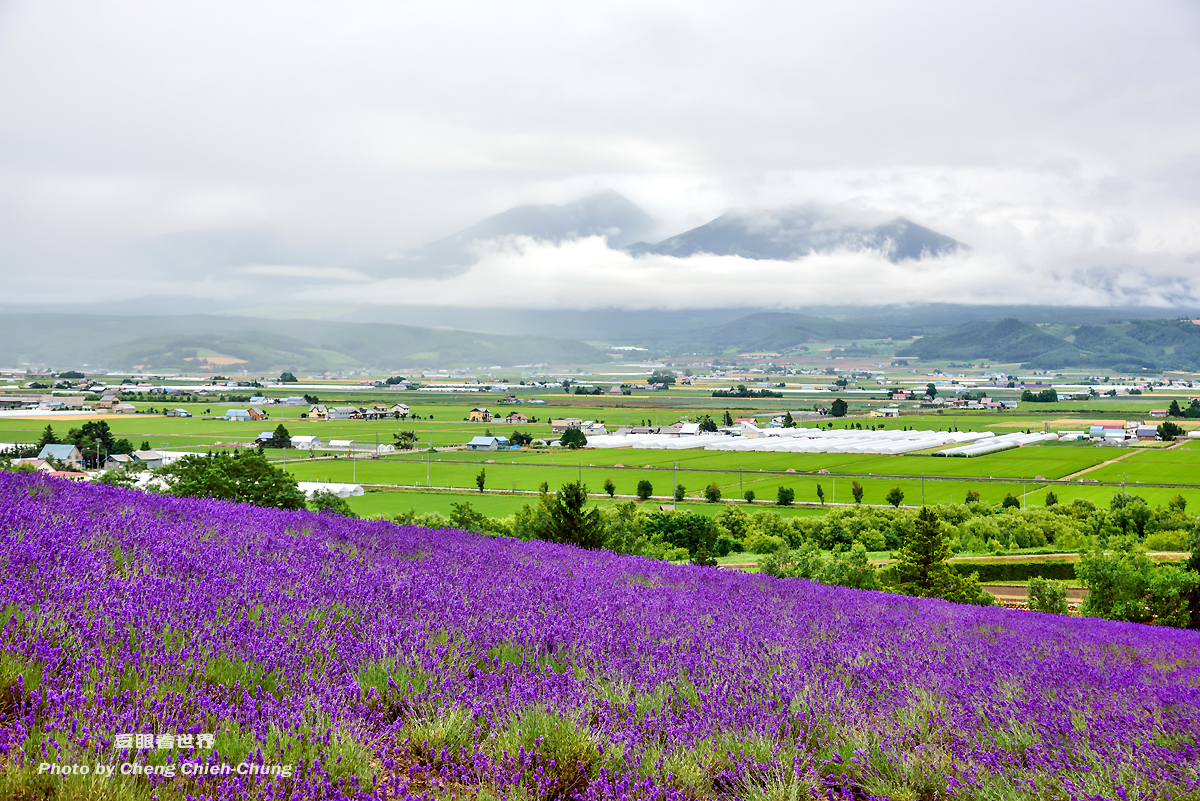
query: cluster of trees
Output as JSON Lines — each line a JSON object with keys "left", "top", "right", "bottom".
{"left": 39, "top": 423, "right": 136, "bottom": 468}
{"left": 1021, "top": 389, "right": 1060, "bottom": 402}
{"left": 156, "top": 451, "right": 307, "bottom": 509}
{"left": 1168, "top": 399, "right": 1200, "bottom": 418}
{"left": 712, "top": 385, "right": 784, "bottom": 399}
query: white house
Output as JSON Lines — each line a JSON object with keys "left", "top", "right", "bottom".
{"left": 166, "top": 408, "right": 192, "bottom": 417}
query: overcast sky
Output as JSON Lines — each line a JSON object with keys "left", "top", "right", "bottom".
{"left": 2, "top": 1, "right": 1199, "bottom": 311}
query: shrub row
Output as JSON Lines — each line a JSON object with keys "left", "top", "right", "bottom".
{"left": 949, "top": 561, "right": 1077, "bottom": 582}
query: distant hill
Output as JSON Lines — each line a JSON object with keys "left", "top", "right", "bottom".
{"left": 648, "top": 312, "right": 898, "bottom": 354}
{"left": 897, "top": 318, "right": 1200, "bottom": 371}
{"left": 0, "top": 315, "right": 606, "bottom": 372}
{"left": 626, "top": 209, "right": 966, "bottom": 263}
{"left": 364, "top": 190, "right": 656, "bottom": 277}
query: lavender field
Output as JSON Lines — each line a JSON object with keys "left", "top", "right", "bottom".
{"left": 1, "top": 471, "right": 1198, "bottom": 801}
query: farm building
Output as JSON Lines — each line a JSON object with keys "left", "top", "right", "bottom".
{"left": 103, "top": 454, "right": 134, "bottom": 470}
{"left": 112, "top": 403, "right": 138, "bottom": 414}
{"left": 466, "top": 435, "right": 510, "bottom": 451}
{"left": 131, "top": 450, "right": 163, "bottom": 469}
{"left": 291, "top": 435, "right": 322, "bottom": 450}
{"left": 551, "top": 418, "right": 583, "bottom": 434}
{"left": 870, "top": 407, "right": 901, "bottom": 418}
{"left": 469, "top": 408, "right": 493, "bottom": 423}
{"left": 37, "top": 443, "right": 84, "bottom": 470}
{"left": 165, "top": 408, "right": 192, "bottom": 417}
{"left": 1150, "top": 409, "right": 1169, "bottom": 418}
{"left": 329, "top": 439, "right": 356, "bottom": 451}
{"left": 224, "top": 409, "right": 252, "bottom": 422}
{"left": 327, "top": 407, "right": 360, "bottom": 421}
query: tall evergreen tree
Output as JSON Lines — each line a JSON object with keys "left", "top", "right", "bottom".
{"left": 894, "top": 507, "right": 992, "bottom": 605}
{"left": 38, "top": 425, "right": 59, "bottom": 448}
{"left": 540, "top": 481, "right": 606, "bottom": 549}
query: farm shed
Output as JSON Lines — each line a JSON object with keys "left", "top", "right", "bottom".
{"left": 131, "top": 450, "right": 164, "bottom": 469}
{"left": 466, "top": 435, "right": 510, "bottom": 451}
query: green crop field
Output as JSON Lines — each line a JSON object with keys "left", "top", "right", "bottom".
{"left": 345, "top": 487, "right": 835, "bottom": 519}
{"left": 1076, "top": 446, "right": 1200, "bottom": 485}
{"left": 6, "top": 386, "right": 1200, "bottom": 518}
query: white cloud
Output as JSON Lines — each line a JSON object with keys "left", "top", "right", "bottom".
{"left": 291, "top": 235, "right": 1200, "bottom": 311}
{"left": 0, "top": 1, "right": 1198, "bottom": 308}
{"left": 237, "top": 264, "right": 371, "bottom": 282}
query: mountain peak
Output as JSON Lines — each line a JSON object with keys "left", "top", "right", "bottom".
{"left": 627, "top": 208, "right": 967, "bottom": 263}
{"left": 364, "top": 191, "right": 656, "bottom": 277}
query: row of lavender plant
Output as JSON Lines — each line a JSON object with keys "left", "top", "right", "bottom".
{"left": 0, "top": 470, "right": 1197, "bottom": 800}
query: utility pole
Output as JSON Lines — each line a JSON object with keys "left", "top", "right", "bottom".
{"left": 922, "top": 473, "right": 925, "bottom": 505}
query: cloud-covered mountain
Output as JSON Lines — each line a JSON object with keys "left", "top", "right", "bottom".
{"left": 364, "top": 190, "right": 656, "bottom": 277}
{"left": 626, "top": 208, "right": 967, "bottom": 262}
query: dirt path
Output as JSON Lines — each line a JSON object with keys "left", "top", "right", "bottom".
{"left": 1060, "top": 449, "right": 1139, "bottom": 481}
{"left": 984, "top": 584, "right": 1087, "bottom": 603}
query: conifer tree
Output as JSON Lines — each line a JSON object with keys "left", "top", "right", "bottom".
{"left": 894, "top": 507, "right": 992, "bottom": 605}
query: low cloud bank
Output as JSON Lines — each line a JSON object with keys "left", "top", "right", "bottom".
{"left": 287, "top": 235, "right": 1200, "bottom": 311}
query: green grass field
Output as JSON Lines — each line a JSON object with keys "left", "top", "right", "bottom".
{"left": 346, "top": 487, "right": 836, "bottom": 519}
{"left": 7, "top": 392, "right": 1200, "bottom": 517}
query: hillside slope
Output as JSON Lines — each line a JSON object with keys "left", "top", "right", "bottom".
{"left": 0, "top": 314, "right": 606, "bottom": 372}
{"left": 898, "top": 317, "right": 1200, "bottom": 370}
